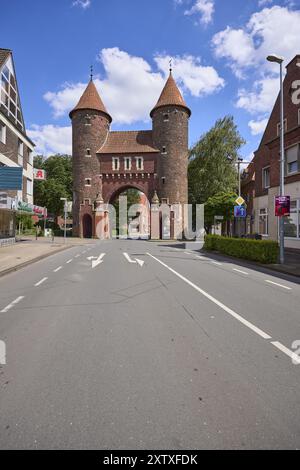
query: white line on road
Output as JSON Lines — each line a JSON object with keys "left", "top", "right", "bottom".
{"left": 53, "top": 266, "right": 62, "bottom": 273}
{"left": 75, "top": 254, "right": 80, "bottom": 258}
{"left": 123, "top": 253, "right": 144, "bottom": 267}
{"left": 233, "top": 268, "right": 249, "bottom": 275}
{"left": 1, "top": 296, "right": 25, "bottom": 313}
{"left": 34, "top": 277, "right": 48, "bottom": 287}
{"left": 147, "top": 253, "right": 272, "bottom": 340}
{"left": 271, "top": 341, "right": 300, "bottom": 365}
{"left": 265, "top": 280, "right": 291, "bottom": 290}
{"left": 66, "top": 259, "right": 73, "bottom": 264}
{"left": 211, "top": 261, "right": 223, "bottom": 266}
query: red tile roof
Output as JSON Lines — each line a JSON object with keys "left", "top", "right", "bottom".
{"left": 97, "top": 130, "right": 159, "bottom": 154}
{"left": 69, "top": 80, "right": 112, "bottom": 121}
{"left": 150, "top": 72, "right": 191, "bottom": 117}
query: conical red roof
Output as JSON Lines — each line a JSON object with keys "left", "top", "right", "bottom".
{"left": 69, "top": 80, "right": 112, "bottom": 121}
{"left": 150, "top": 72, "right": 191, "bottom": 117}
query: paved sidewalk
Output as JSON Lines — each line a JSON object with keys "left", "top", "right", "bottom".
{"left": 267, "top": 249, "right": 300, "bottom": 277}
{"left": 0, "top": 236, "right": 95, "bottom": 276}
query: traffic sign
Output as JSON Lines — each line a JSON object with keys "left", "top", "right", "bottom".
{"left": 235, "top": 196, "right": 245, "bottom": 206}
{"left": 234, "top": 206, "right": 247, "bottom": 218}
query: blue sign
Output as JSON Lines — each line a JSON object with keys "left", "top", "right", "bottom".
{"left": 0, "top": 167, "right": 23, "bottom": 190}
{"left": 234, "top": 205, "right": 247, "bottom": 218}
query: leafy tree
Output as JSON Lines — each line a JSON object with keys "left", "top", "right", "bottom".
{"left": 188, "top": 116, "right": 245, "bottom": 206}
{"left": 112, "top": 188, "right": 142, "bottom": 236}
{"left": 33, "top": 154, "right": 72, "bottom": 217}
{"left": 204, "top": 191, "right": 237, "bottom": 234}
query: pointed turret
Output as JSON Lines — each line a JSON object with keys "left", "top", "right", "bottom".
{"left": 69, "top": 79, "right": 112, "bottom": 122}
{"left": 150, "top": 72, "right": 191, "bottom": 118}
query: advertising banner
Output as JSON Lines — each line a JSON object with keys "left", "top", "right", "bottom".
{"left": 275, "top": 196, "right": 290, "bottom": 217}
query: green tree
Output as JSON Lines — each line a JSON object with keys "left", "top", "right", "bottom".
{"left": 204, "top": 191, "right": 237, "bottom": 234}
{"left": 188, "top": 116, "right": 245, "bottom": 206}
{"left": 33, "top": 154, "right": 72, "bottom": 217}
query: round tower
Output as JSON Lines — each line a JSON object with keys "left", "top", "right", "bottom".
{"left": 151, "top": 71, "right": 191, "bottom": 205}
{"left": 70, "top": 78, "right": 112, "bottom": 237}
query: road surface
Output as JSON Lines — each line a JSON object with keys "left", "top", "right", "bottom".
{"left": 0, "top": 239, "right": 299, "bottom": 449}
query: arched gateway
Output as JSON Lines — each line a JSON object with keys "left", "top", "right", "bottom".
{"left": 70, "top": 68, "right": 191, "bottom": 239}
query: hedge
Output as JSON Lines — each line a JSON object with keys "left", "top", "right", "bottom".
{"left": 204, "top": 235, "right": 279, "bottom": 264}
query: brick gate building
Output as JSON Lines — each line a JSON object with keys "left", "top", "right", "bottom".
{"left": 70, "top": 70, "right": 191, "bottom": 238}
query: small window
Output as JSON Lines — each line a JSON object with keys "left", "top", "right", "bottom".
{"left": 85, "top": 114, "right": 91, "bottom": 126}
{"left": 262, "top": 166, "right": 270, "bottom": 189}
{"left": 124, "top": 157, "right": 131, "bottom": 171}
{"left": 277, "top": 118, "right": 287, "bottom": 136}
{"left": 112, "top": 157, "right": 120, "bottom": 171}
{"left": 163, "top": 113, "right": 169, "bottom": 122}
{"left": 86, "top": 148, "right": 91, "bottom": 157}
{"left": 162, "top": 146, "right": 167, "bottom": 154}
{"left": 135, "top": 157, "right": 143, "bottom": 170}
{"left": 0, "top": 122, "right": 6, "bottom": 144}
{"left": 28, "top": 150, "right": 33, "bottom": 166}
{"left": 18, "top": 140, "right": 23, "bottom": 166}
{"left": 161, "top": 177, "right": 166, "bottom": 185}
{"left": 85, "top": 178, "right": 91, "bottom": 186}
{"left": 286, "top": 144, "right": 299, "bottom": 175}
{"left": 259, "top": 208, "right": 268, "bottom": 236}
{"left": 26, "top": 179, "right": 33, "bottom": 196}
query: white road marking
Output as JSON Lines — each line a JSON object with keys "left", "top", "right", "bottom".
{"left": 147, "top": 253, "right": 272, "bottom": 340}
{"left": 87, "top": 253, "right": 106, "bottom": 269}
{"left": 233, "top": 268, "right": 249, "bottom": 275}
{"left": 1, "top": 296, "right": 25, "bottom": 313}
{"left": 34, "top": 277, "right": 48, "bottom": 287}
{"left": 271, "top": 341, "right": 300, "bottom": 365}
{"left": 211, "top": 261, "right": 223, "bottom": 266}
{"left": 123, "top": 252, "right": 144, "bottom": 267}
{"left": 53, "top": 266, "right": 62, "bottom": 273}
{"left": 66, "top": 259, "right": 73, "bottom": 264}
{"left": 265, "top": 280, "right": 291, "bottom": 290}
{"left": 75, "top": 254, "right": 80, "bottom": 258}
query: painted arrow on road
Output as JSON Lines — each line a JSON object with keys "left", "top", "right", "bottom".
{"left": 123, "top": 252, "right": 144, "bottom": 267}
{"left": 87, "top": 253, "right": 106, "bottom": 269}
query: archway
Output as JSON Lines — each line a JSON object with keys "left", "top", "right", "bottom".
{"left": 82, "top": 214, "right": 93, "bottom": 238}
{"left": 109, "top": 186, "right": 150, "bottom": 239}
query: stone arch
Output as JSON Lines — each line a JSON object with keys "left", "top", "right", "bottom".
{"left": 107, "top": 183, "right": 151, "bottom": 205}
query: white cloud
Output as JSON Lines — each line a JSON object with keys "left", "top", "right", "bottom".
{"left": 72, "top": 0, "right": 91, "bottom": 9}
{"left": 184, "top": 0, "right": 215, "bottom": 25}
{"left": 236, "top": 77, "right": 279, "bottom": 114}
{"left": 258, "top": 0, "right": 273, "bottom": 6}
{"left": 248, "top": 118, "right": 268, "bottom": 135}
{"left": 44, "top": 47, "right": 224, "bottom": 124}
{"left": 27, "top": 125, "right": 72, "bottom": 156}
{"left": 212, "top": 6, "right": 300, "bottom": 77}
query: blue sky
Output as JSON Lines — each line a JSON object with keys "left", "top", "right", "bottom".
{"left": 1, "top": 0, "right": 300, "bottom": 159}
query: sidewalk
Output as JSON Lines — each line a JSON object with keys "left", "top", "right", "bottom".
{"left": 0, "top": 236, "right": 95, "bottom": 277}
{"left": 267, "top": 249, "right": 300, "bottom": 278}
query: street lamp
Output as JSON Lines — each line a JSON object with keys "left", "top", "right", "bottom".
{"left": 267, "top": 54, "right": 285, "bottom": 264}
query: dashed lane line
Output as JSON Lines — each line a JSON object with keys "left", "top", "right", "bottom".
{"left": 53, "top": 266, "right": 62, "bottom": 273}
{"left": 1, "top": 296, "right": 25, "bottom": 313}
{"left": 34, "top": 277, "right": 48, "bottom": 287}
{"left": 265, "top": 280, "right": 292, "bottom": 290}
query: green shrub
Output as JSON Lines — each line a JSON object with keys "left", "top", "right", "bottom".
{"left": 204, "top": 235, "right": 279, "bottom": 264}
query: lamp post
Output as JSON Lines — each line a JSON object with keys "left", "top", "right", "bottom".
{"left": 267, "top": 54, "right": 285, "bottom": 264}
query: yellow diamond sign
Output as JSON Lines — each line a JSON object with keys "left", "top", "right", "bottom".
{"left": 235, "top": 196, "right": 245, "bottom": 206}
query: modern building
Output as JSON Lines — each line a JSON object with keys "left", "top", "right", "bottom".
{"left": 0, "top": 48, "right": 36, "bottom": 243}
{"left": 70, "top": 69, "right": 191, "bottom": 238}
{"left": 242, "top": 54, "right": 300, "bottom": 249}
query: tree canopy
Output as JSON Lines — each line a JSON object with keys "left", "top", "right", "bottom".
{"left": 188, "top": 116, "right": 245, "bottom": 206}
{"left": 33, "top": 154, "right": 72, "bottom": 217}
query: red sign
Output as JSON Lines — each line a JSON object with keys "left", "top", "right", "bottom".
{"left": 275, "top": 196, "right": 290, "bottom": 217}
{"left": 33, "top": 168, "right": 46, "bottom": 180}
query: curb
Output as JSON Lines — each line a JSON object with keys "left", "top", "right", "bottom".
{"left": 0, "top": 245, "right": 73, "bottom": 278}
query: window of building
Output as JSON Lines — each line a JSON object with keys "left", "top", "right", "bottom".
{"left": 286, "top": 144, "right": 299, "bottom": 175}
{"left": 85, "top": 148, "right": 91, "bottom": 157}
{"left": 28, "top": 150, "right": 33, "bottom": 166}
{"left": 161, "top": 177, "right": 166, "bottom": 185}
{"left": 259, "top": 208, "right": 268, "bottom": 236}
{"left": 26, "top": 179, "right": 33, "bottom": 196}
{"left": 162, "top": 146, "right": 167, "bottom": 154}
{"left": 18, "top": 140, "right": 23, "bottom": 166}
{"left": 0, "top": 61, "right": 23, "bottom": 130}
{"left": 112, "top": 157, "right": 120, "bottom": 171}
{"left": 284, "top": 199, "right": 300, "bottom": 239}
{"left": 135, "top": 157, "right": 144, "bottom": 170}
{"left": 85, "top": 178, "right": 91, "bottom": 186}
{"left": 277, "top": 118, "right": 287, "bottom": 136}
{"left": 124, "top": 157, "right": 131, "bottom": 171}
{"left": 163, "top": 114, "right": 169, "bottom": 122}
{"left": 0, "top": 122, "right": 6, "bottom": 144}
{"left": 262, "top": 166, "right": 270, "bottom": 189}
{"left": 85, "top": 114, "right": 91, "bottom": 126}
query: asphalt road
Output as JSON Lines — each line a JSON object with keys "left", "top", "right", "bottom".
{"left": 0, "top": 239, "right": 300, "bottom": 450}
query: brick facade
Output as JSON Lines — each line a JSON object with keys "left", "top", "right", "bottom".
{"left": 70, "top": 73, "right": 190, "bottom": 238}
